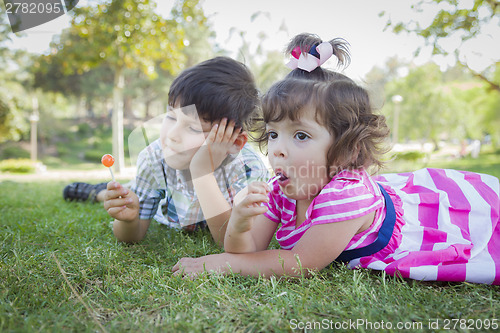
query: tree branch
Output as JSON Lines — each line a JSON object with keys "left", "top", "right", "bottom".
{"left": 460, "top": 60, "right": 500, "bottom": 93}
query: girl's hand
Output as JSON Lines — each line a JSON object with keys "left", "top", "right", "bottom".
{"left": 190, "top": 118, "right": 242, "bottom": 177}
{"left": 172, "top": 253, "right": 229, "bottom": 279}
{"left": 103, "top": 182, "right": 140, "bottom": 222}
{"left": 229, "top": 181, "right": 271, "bottom": 234}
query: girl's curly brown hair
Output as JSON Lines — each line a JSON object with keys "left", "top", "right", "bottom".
{"left": 254, "top": 78, "right": 390, "bottom": 176}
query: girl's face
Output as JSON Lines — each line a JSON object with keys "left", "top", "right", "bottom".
{"left": 267, "top": 106, "right": 333, "bottom": 201}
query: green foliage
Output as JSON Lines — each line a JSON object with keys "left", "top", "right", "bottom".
{"left": 219, "top": 12, "right": 290, "bottom": 92}
{"left": 52, "top": 122, "right": 114, "bottom": 164}
{"left": 76, "top": 122, "right": 93, "bottom": 136}
{"left": 394, "top": 151, "right": 427, "bottom": 162}
{"left": 170, "top": 0, "right": 215, "bottom": 68}
{"left": 0, "top": 10, "right": 14, "bottom": 59}
{"left": 365, "top": 56, "right": 408, "bottom": 108}
{"left": 33, "top": 57, "right": 114, "bottom": 102}
{"left": 383, "top": 0, "right": 499, "bottom": 52}
{"left": 0, "top": 97, "right": 10, "bottom": 138}
{"left": 84, "top": 149, "right": 108, "bottom": 163}
{"left": 59, "top": 0, "right": 186, "bottom": 76}
{"left": 0, "top": 19, "right": 32, "bottom": 142}
{"left": 32, "top": 0, "right": 214, "bottom": 117}
{"left": 381, "top": 0, "right": 500, "bottom": 92}
{"left": 382, "top": 62, "right": 500, "bottom": 145}
{"left": 0, "top": 81, "right": 30, "bottom": 143}
{"left": 254, "top": 50, "right": 290, "bottom": 92}
{"left": 29, "top": 0, "right": 210, "bottom": 168}
{"left": 0, "top": 158, "right": 35, "bottom": 173}
{"left": 382, "top": 144, "right": 500, "bottom": 179}
{"left": 385, "top": 63, "right": 448, "bottom": 142}
{"left": 0, "top": 144, "right": 30, "bottom": 159}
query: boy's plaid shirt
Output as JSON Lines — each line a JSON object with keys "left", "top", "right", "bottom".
{"left": 131, "top": 139, "right": 269, "bottom": 231}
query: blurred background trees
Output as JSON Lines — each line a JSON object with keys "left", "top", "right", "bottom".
{"left": 382, "top": 0, "right": 499, "bottom": 92}
{"left": 0, "top": 0, "right": 498, "bottom": 171}
{"left": 0, "top": 13, "right": 31, "bottom": 143}
{"left": 378, "top": 0, "right": 500, "bottom": 148}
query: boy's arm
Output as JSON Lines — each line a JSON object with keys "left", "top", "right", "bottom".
{"left": 190, "top": 173, "right": 231, "bottom": 246}
{"left": 189, "top": 118, "right": 244, "bottom": 246}
{"left": 103, "top": 181, "right": 152, "bottom": 243}
{"left": 112, "top": 218, "right": 151, "bottom": 243}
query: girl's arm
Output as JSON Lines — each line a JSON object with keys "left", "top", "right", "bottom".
{"left": 225, "top": 214, "right": 277, "bottom": 253}
{"left": 224, "top": 182, "right": 277, "bottom": 253}
{"left": 173, "top": 212, "right": 372, "bottom": 278}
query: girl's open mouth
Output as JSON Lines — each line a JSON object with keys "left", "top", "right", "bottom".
{"left": 276, "top": 172, "right": 288, "bottom": 181}
{"left": 273, "top": 171, "right": 290, "bottom": 187}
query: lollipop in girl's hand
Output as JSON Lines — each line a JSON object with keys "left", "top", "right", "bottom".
{"left": 101, "top": 154, "right": 115, "bottom": 182}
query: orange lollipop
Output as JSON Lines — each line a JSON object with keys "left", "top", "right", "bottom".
{"left": 101, "top": 154, "right": 114, "bottom": 167}
{"left": 101, "top": 154, "right": 115, "bottom": 181}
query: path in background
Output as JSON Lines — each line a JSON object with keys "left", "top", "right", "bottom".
{"left": 0, "top": 167, "right": 137, "bottom": 182}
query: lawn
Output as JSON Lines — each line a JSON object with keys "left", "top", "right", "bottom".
{"left": 1, "top": 149, "right": 500, "bottom": 332}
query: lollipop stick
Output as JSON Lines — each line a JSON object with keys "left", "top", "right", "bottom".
{"left": 109, "top": 167, "right": 115, "bottom": 182}
{"left": 269, "top": 175, "right": 280, "bottom": 184}
{"left": 266, "top": 175, "right": 280, "bottom": 192}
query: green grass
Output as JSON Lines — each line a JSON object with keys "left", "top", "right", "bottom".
{"left": 1, "top": 152, "right": 500, "bottom": 332}
{"left": 383, "top": 145, "right": 500, "bottom": 179}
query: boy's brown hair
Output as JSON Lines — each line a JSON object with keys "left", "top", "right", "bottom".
{"left": 168, "top": 57, "right": 259, "bottom": 130}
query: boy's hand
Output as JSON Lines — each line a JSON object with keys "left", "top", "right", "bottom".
{"left": 103, "top": 182, "right": 139, "bottom": 223}
{"left": 190, "top": 118, "right": 242, "bottom": 177}
{"left": 229, "top": 181, "right": 270, "bottom": 233}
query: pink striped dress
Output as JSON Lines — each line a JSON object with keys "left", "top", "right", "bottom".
{"left": 264, "top": 168, "right": 500, "bottom": 284}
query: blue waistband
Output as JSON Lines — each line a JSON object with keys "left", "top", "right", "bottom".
{"left": 335, "top": 183, "right": 396, "bottom": 263}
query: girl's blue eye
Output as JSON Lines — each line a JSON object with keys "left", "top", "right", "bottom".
{"left": 295, "top": 132, "right": 309, "bottom": 141}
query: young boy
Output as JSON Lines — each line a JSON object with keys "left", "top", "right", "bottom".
{"left": 66, "top": 57, "right": 268, "bottom": 245}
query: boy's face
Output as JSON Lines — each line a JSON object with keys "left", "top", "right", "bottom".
{"left": 160, "top": 105, "right": 212, "bottom": 170}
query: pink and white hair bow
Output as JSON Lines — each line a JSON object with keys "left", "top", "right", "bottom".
{"left": 286, "top": 42, "right": 334, "bottom": 72}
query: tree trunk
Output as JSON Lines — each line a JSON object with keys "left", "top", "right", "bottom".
{"left": 123, "top": 95, "right": 133, "bottom": 119}
{"left": 112, "top": 67, "right": 125, "bottom": 173}
{"left": 85, "top": 96, "right": 95, "bottom": 118}
{"left": 144, "top": 99, "right": 152, "bottom": 119}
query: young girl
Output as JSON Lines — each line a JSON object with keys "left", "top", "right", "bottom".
{"left": 172, "top": 36, "right": 500, "bottom": 285}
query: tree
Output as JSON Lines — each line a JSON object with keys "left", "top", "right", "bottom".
{"left": 364, "top": 56, "right": 408, "bottom": 109}
{"left": 123, "top": 0, "right": 216, "bottom": 119}
{"left": 383, "top": 62, "right": 499, "bottom": 148}
{"left": 382, "top": 0, "right": 500, "bottom": 93}
{"left": 224, "top": 12, "right": 290, "bottom": 92}
{"left": 0, "top": 15, "right": 31, "bottom": 143}
{"left": 385, "top": 63, "right": 454, "bottom": 146}
{"left": 170, "top": 0, "right": 214, "bottom": 68}
{"left": 479, "top": 63, "right": 500, "bottom": 145}
{"left": 33, "top": 52, "right": 115, "bottom": 118}
{"left": 41, "top": 0, "right": 202, "bottom": 172}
